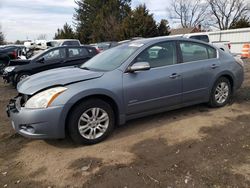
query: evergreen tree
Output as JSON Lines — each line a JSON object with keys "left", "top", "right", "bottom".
{"left": 74, "top": 0, "right": 105, "bottom": 43}
{"left": 121, "top": 4, "right": 158, "bottom": 39}
{"left": 157, "top": 19, "right": 171, "bottom": 36}
{"left": 74, "top": 0, "right": 131, "bottom": 43}
{"left": 15, "top": 40, "right": 22, "bottom": 44}
{"left": 54, "top": 23, "right": 75, "bottom": 39}
{"left": 230, "top": 16, "right": 250, "bottom": 29}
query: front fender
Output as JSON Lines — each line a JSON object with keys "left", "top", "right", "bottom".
{"left": 51, "top": 87, "right": 125, "bottom": 137}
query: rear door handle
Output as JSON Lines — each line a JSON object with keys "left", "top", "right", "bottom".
{"left": 169, "top": 73, "right": 180, "bottom": 79}
{"left": 211, "top": 64, "right": 219, "bottom": 69}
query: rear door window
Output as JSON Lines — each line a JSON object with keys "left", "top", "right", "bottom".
{"left": 180, "top": 42, "right": 209, "bottom": 62}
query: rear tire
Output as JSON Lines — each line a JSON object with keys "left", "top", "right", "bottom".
{"left": 67, "top": 99, "right": 115, "bottom": 145}
{"left": 209, "top": 77, "right": 232, "bottom": 107}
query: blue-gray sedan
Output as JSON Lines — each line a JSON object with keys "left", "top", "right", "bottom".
{"left": 6, "top": 37, "right": 244, "bottom": 144}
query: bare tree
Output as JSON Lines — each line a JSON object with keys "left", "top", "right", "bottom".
{"left": 0, "top": 25, "right": 5, "bottom": 45}
{"left": 168, "top": 0, "right": 208, "bottom": 28}
{"left": 37, "top": 34, "right": 47, "bottom": 40}
{"left": 207, "top": 0, "right": 249, "bottom": 30}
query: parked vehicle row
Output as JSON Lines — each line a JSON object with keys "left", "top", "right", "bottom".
{"left": 0, "top": 39, "right": 82, "bottom": 75}
{"left": 24, "top": 39, "right": 81, "bottom": 50}
{"left": 6, "top": 37, "right": 244, "bottom": 145}
{"left": 2, "top": 45, "right": 98, "bottom": 85}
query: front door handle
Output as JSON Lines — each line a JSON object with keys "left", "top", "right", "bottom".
{"left": 169, "top": 73, "right": 180, "bottom": 79}
{"left": 211, "top": 64, "right": 219, "bottom": 69}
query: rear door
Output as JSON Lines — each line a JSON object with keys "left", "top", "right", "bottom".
{"left": 66, "top": 47, "right": 91, "bottom": 67}
{"left": 178, "top": 40, "right": 220, "bottom": 104}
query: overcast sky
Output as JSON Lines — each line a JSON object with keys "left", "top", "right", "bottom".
{"left": 0, "top": 0, "right": 169, "bottom": 42}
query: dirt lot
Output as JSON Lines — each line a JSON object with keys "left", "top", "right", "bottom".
{"left": 0, "top": 60, "right": 250, "bottom": 188}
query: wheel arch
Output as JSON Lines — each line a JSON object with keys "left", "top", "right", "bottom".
{"left": 14, "top": 71, "right": 31, "bottom": 80}
{"left": 64, "top": 94, "right": 121, "bottom": 137}
{"left": 220, "top": 74, "right": 234, "bottom": 90}
{"left": 209, "top": 72, "right": 235, "bottom": 101}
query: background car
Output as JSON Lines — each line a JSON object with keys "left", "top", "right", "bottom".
{"left": 183, "top": 33, "right": 231, "bottom": 53}
{"left": 90, "top": 41, "right": 118, "bottom": 52}
{"left": 3, "top": 45, "right": 98, "bottom": 85}
{"left": 0, "top": 45, "right": 27, "bottom": 74}
{"left": 46, "top": 39, "right": 81, "bottom": 48}
{"left": 6, "top": 37, "right": 244, "bottom": 145}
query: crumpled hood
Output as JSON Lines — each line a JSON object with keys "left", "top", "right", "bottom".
{"left": 17, "top": 67, "right": 104, "bottom": 95}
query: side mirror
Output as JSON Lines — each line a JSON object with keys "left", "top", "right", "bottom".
{"left": 37, "top": 57, "right": 45, "bottom": 63}
{"left": 128, "top": 62, "right": 150, "bottom": 72}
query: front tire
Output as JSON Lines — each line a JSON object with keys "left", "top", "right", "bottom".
{"left": 67, "top": 99, "right": 115, "bottom": 145}
{"left": 209, "top": 77, "right": 232, "bottom": 107}
{"left": 16, "top": 72, "right": 31, "bottom": 84}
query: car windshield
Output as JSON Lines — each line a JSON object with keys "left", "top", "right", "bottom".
{"left": 80, "top": 43, "right": 142, "bottom": 71}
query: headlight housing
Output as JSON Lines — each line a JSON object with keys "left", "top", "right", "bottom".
{"left": 25, "top": 87, "right": 67, "bottom": 109}
{"left": 4, "top": 66, "right": 16, "bottom": 72}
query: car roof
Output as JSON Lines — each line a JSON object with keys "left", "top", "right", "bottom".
{"left": 48, "top": 39, "right": 79, "bottom": 42}
{"left": 126, "top": 35, "right": 214, "bottom": 47}
{"left": 125, "top": 36, "right": 179, "bottom": 45}
{"left": 48, "top": 45, "right": 90, "bottom": 49}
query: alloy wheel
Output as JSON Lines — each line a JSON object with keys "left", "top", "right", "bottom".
{"left": 78, "top": 107, "right": 109, "bottom": 140}
{"left": 215, "top": 82, "right": 229, "bottom": 104}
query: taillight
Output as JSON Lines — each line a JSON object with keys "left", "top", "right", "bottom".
{"left": 11, "top": 51, "right": 17, "bottom": 59}
{"left": 228, "top": 43, "right": 231, "bottom": 50}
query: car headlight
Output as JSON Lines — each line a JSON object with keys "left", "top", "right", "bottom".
{"left": 4, "top": 66, "right": 16, "bottom": 72}
{"left": 25, "top": 87, "right": 67, "bottom": 109}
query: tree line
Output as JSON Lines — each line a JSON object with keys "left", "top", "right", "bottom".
{"left": 55, "top": 0, "right": 249, "bottom": 44}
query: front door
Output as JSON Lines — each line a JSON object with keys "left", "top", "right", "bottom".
{"left": 123, "top": 41, "right": 182, "bottom": 115}
{"left": 34, "top": 48, "right": 66, "bottom": 73}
